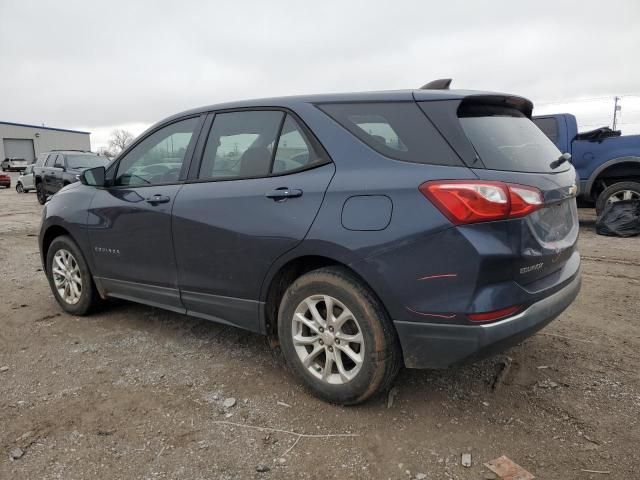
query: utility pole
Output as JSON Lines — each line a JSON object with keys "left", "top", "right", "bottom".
{"left": 612, "top": 96, "right": 621, "bottom": 130}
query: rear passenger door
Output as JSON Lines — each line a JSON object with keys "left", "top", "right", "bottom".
{"left": 172, "top": 110, "right": 335, "bottom": 331}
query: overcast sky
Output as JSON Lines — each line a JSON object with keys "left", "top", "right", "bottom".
{"left": 1, "top": 0, "right": 639, "bottom": 150}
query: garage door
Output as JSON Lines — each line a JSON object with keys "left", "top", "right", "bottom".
{"left": 3, "top": 138, "right": 36, "bottom": 163}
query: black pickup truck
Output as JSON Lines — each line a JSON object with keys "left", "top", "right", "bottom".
{"left": 34, "top": 150, "right": 110, "bottom": 204}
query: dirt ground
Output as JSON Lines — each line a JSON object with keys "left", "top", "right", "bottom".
{"left": 1, "top": 171, "right": 638, "bottom": 480}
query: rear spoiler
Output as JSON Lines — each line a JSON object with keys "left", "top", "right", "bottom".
{"left": 458, "top": 94, "right": 534, "bottom": 118}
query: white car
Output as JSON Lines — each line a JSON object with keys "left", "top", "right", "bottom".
{"left": 1, "top": 157, "right": 28, "bottom": 172}
{"left": 15, "top": 164, "right": 35, "bottom": 193}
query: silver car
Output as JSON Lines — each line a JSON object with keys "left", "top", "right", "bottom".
{"left": 16, "top": 164, "right": 35, "bottom": 193}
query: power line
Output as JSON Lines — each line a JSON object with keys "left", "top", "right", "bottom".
{"left": 535, "top": 94, "right": 640, "bottom": 107}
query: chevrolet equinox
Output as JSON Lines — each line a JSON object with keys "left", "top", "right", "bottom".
{"left": 39, "top": 82, "right": 581, "bottom": 404}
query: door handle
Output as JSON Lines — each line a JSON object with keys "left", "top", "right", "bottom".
{"left": 265, "top": 187, "right": 303, "bottom": 201}
{"left": 145, "top": 194, "right": 171, "bottom": 205}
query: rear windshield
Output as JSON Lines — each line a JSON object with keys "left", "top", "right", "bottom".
{"left": 459, "top": 105, "right": 565, "bottom": 173}
{"left": 318, "top": 102, "right": 462, "bottom": 166}
{"left": 66, "top": 154, "right": 109, "bottom": 169}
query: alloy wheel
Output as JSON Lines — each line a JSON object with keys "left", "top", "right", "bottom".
{"left": 292, "top": 295, "right": 365, "bottom": 385}
{"left": 52, "top": 249, "right": 83, "bottom": 305}
{"left": 607, "top": 189, "right": 640, "bottom": 204}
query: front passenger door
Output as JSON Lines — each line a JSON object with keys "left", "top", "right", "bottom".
{"left": 43, "top": 154, "right": 59, "bottom": 193}
{"left": 87, "top": 116, "right": 202, "bottom": 311}
{"left": 52, "top": 154, "right": 66, "bottom": 192}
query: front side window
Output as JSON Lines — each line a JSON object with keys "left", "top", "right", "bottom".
{"left": 199, "top": 111, "right": 284, "bottom": 180}
{"left": 272, "top": 115, "right": 323, "bottom": 174}
{"left": 115, "top": 117, "right": 198, "bottom": 186}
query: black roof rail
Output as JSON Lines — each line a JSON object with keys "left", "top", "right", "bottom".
{"left": 420, "top": 78, "right": 452, "bottom": 90}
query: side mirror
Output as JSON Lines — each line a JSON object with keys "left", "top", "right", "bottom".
{"left": 80, "top": 166, "right": 106, "bottom": 187}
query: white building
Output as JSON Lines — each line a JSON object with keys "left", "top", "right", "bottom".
{"left": 0, "top": 121, "right": 91, "bottom": 163}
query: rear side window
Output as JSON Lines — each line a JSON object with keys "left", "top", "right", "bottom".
{"left": 272, "top": 115, "right": 324, "bottom": 174}
{"left": 318, "top": 102, "right": 462, "bottom": 166}
{"left": 458, "top": 105, "right": 565, "bottom": 173}
{"left": 532, "top": 117, "right": 559, "bottom": 144}
{"left": 45, "top": 154, "right": 57, "bottom": 167}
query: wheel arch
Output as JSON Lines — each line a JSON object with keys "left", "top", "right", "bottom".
{"left": 586, "top": 156, "right": 640, "bottom": 197}
{"left": 261, "top": 253, "right": 387, "bottom": 336}
{"left": 41, "top": 224, "right": 73, "bottom": 273}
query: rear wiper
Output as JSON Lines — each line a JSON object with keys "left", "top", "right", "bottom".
{"left": 550, "top": 152, "right": 571, "bottom": 169}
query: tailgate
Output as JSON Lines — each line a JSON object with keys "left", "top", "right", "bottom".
{"left": 471, "top": 168, "right": 578, "bottom": 284}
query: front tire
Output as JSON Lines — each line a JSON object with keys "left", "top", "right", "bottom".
{"left": 36, "top": 182, "right": 47, "bottom": 205}
{"left": 596, "top": 181, "right": 640, "bottom": 215}
{"left": 278, "top": 267, "right": 401, "bottom": 405}
{"left": 46, "top": 235, "right": 101, "bottom": 315}
{"left": 16, "top": 183, "right": 24, "bottom": 193}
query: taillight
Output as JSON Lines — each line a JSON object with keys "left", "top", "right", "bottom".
{"left": 419, "top": 180, "right": 543, "bottom": 225}
{"left": 508, "top": 185, "right": 543, "bottom": 218}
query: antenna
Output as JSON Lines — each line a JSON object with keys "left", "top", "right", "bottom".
{"left": 420, "top": 78, "right": 452, "bottom": 90}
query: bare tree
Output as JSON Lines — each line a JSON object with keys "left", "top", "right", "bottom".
{"left": 107, "top": 129, "right": 134, "bottom": 155}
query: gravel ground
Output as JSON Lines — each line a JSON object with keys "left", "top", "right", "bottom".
{"left": 1, "top": 171, "right": 639, "bottom": 479}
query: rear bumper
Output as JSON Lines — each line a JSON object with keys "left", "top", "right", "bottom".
{"left": 395, "top": 270, "right": 581, "bottom": 369}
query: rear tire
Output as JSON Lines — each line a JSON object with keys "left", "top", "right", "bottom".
{"left": 45, "top": 235, "right": 101, "bottom": 316}
{"left": 277, "top": 266, "right": 401, "bottom": 405}
{"left": 36, "top": 182, "right": 47, "bottom": 205}
{"left": 596, "top": 181, "right": 640, "bottom": 215}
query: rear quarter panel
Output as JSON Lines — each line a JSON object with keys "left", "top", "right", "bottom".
{"left": 262, "top": 103, "right": 478, "bottom": 322}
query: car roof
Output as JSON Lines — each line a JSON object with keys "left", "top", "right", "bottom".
{"left": 160, "top": 88, "right": 531, "bottom": 123}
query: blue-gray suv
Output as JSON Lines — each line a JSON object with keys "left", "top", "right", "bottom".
{"left": 39, "top": 83, "right": 581, "bottom": 404}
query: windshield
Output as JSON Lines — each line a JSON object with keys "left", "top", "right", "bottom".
{"left": 459, "top": 107, "right": 566, "bottom": 173}
{"left": 66, "top": 154, "right": 109, "bottom": 169}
